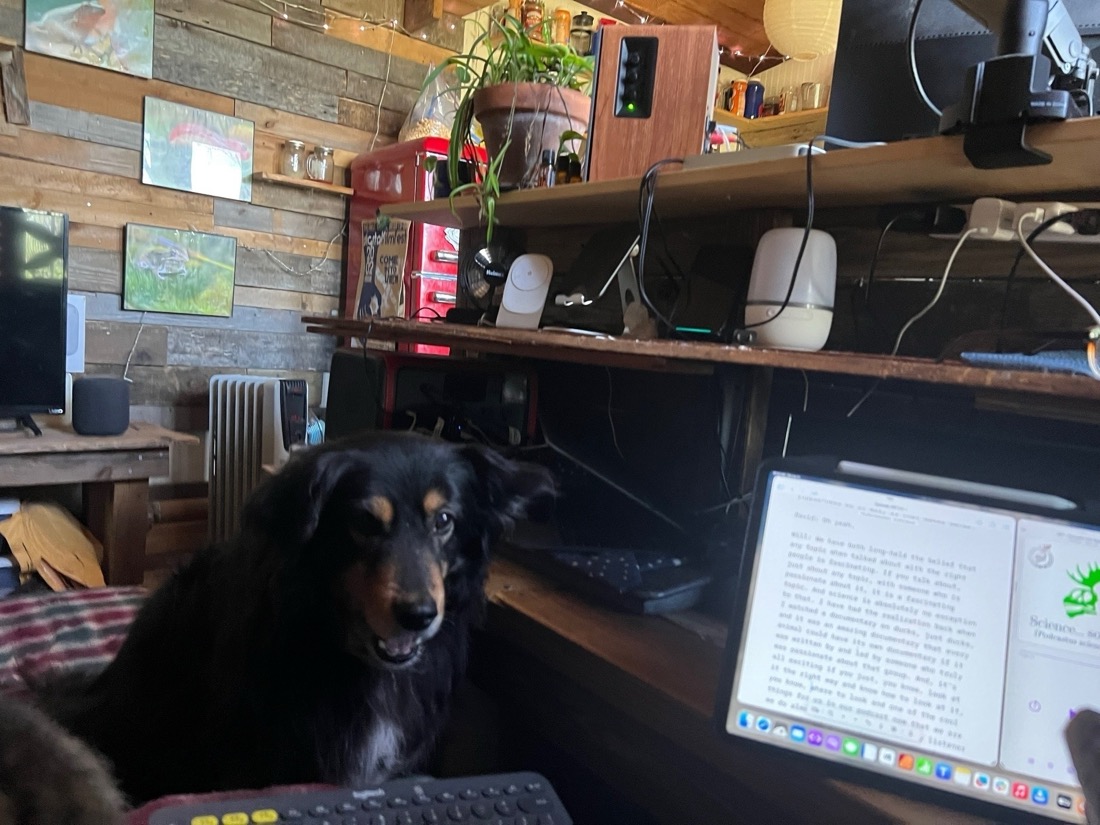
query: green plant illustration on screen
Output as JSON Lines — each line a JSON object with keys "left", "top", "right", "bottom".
{"left": 1063, "top": 564, "right": 1100, "bottom": 618}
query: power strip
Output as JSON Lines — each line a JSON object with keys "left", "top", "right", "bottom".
{"left": 683, "top": 143, "right": 824, "bottom": 170}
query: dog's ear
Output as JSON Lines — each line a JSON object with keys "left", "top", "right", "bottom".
{"left": 241, "top": 449, "right": 361, "bottom": 547}
{"left": 459, "top": 444, "right": 556, "bottom": 531}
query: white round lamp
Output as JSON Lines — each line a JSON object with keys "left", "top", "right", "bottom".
{"left": 762, "top": 0, "right": 842, "bottom": 61}
{"left": 745, "top": 228, "right": 836, "bottom": 351}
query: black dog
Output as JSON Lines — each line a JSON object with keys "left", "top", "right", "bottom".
{"left": 45, "top": 433, "right": 554, "bottom": 804}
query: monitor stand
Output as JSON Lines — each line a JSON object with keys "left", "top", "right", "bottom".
{"left": 8, "top": 416, "right": 43, "bottom": 437}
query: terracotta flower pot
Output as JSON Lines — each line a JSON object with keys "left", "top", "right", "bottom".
{"left": 473, "top": 83, "right": 590, "bottom": 189}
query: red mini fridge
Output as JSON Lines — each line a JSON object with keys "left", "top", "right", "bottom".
{"left": 346, "top": 137, "right": 461, "bottom": 356}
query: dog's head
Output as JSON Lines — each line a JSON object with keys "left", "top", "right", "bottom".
{"left": 240, "top": 433, "right": 555, "bottom": 669}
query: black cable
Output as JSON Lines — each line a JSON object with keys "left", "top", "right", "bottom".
{"left": 907, "top": 0, "right": 943, "bottom": 118}
{"left": 733, "top": 136, "right": 817, "bottom": 337}
{"left": 636, "top": 158, "right": 686, "bottom": 331}
{"left": 863, "top": 215, "right": 900, "bottom": 303}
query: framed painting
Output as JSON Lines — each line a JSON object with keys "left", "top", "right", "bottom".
{"left": 25, "top": 0, "right": 154, "bottom": 78}
{"left": 124, "top": 224, "right": 237, "bottom": 318}
{"left": 142, "top": 98, "right": 255, "bottom": 202}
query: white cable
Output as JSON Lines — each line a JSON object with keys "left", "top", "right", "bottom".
{"left": 891, "top": 229, "right": 977, "bottom": 357}
{"left": 1016, "top": 212, "right": 1100, "bottom": 328}
{"left": 370, "top": 24, "right": 397, "bottom": 153}
{"left": 121, "top": 312, "right": 147, "bottom": 384}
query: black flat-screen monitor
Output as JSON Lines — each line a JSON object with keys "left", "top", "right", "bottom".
{"left": 0, "top": 207, "right": 69, "bottom": 419}
{"left": 827, "top": 0, "right": 1100, "bottom": 144}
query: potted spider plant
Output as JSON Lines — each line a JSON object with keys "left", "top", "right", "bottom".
{"left": 425, "top": 14, "right": 593, "bottom": 238}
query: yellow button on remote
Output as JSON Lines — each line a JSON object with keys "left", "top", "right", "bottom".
{"left": 250, "top": 811, "right": 279, "bottom": 824}
{"left": 190, "top": 818, "right": 218, "bottom": 825}
{"left": 221, "top": 815, "right": 248, "bottom": 825}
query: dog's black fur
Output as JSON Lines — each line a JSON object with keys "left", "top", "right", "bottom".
{"left": 43, "top": 433, "right": 554, "bottom": 805}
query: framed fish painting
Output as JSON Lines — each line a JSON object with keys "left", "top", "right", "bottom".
{"left": 25, "top": 0, "right": 154, "bottom": 78}
{"left": 123, "top": 224, "right": 237, "bottom": 318}
{"left": 142, "top": 97, "right": 255, "bottom": 202}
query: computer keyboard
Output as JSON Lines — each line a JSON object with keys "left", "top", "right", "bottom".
{"left": 147, "top": 772, "right": 571, "bottom": 825}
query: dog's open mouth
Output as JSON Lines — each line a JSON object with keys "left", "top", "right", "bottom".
{"left": 371, "top": 633, "right": 422, "bottom": 666}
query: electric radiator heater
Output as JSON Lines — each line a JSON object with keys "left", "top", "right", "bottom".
{"left": 207, "top": 375, "right": 308, "bottom": 543}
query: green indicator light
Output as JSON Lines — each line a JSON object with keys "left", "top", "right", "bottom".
{"left": 626, "top": 103, "right": 636, "bottom": 111}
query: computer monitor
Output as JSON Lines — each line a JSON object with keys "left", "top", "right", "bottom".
{"left": 827, "top": 0, "right": 1100, "bottom": 143}
{"left": 0, "top": 207, "right": 69, "bottom": 420}
{"left": 717, "top": 457, "right": 1100, "bottom": 823}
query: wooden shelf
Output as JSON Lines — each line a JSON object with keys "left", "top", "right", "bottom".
{"left": 255, "top": 171, "right": 354, "bottom": 196}
{"left": 378, "top": 116, "right": 1100, "bottom": 229}
{"left": 712, "top": 105, "right": 826, "bottom": 132}
{"left": 302, "top": 316, "right": 1100, "bottom": 401}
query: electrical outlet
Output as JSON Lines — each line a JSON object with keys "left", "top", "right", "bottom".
{"left": 1016, "top": 201, "right": 1078, "bottom": 237}
{"left": 967, "top": 197, "right": 1018, "bottom": 241}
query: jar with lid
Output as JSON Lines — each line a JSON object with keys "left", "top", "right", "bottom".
{"left": 306, "top": 145, "right": 335, "bottom": 184}
{"left": 279, "top": 139, "right": 307, "bottom": 179}
{"left": 552, "top": 7, "right": 571, "bottom": 45}
{"left": 523, "top": 0, "right": 544, "bottom": 40}
{"left": 570, "top": 11, "right": 594, "bottom": 55}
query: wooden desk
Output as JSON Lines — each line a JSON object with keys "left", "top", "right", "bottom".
{"left": 0, "top": 423, "right": 197, "bottom": 586}
{"left": 476, "top": 559, "right": 993, "bottom": 824}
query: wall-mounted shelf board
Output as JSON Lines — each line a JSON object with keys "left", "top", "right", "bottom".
{"left": 377, "top": 117, "right": 1100, "bottom": 229}
{"left": 256, "top": 171, "right": 354, "bottom": 196}
{"left": 302, "top": 316, "right": 1100, "bottom": 401}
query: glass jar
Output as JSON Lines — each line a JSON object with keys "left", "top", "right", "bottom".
{"left": 306, "top": 145, "right": 335, "bottom": 184}
{"left": 570, "top": 11, "right": 593, "bottom": 55}
{"left": 523, "top": 0, "right": 544, "bottom": 40}
{"left": 279, "top": 140, "right": 307, "bottom": 179}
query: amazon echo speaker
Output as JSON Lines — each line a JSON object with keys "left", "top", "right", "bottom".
{"left": 72, "top": 376, "right": 130, "bottom": 436}
{"left": 745, "top": 228, "right": 836, "bottom": 351}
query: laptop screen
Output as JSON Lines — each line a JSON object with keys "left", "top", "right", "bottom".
{"left": 718, "top": 461, "right": 1100, "bottom": 823}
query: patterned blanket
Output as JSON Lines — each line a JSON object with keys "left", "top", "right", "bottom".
{"left": 0, "top": 587, "right": 146, "bottom": 698}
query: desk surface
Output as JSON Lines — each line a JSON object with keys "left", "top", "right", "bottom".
{"left": 484, "top": 558, "right": 994, "bottom": 825}
{"left": 0, "top": 422, "right": 196, "bottom": 456}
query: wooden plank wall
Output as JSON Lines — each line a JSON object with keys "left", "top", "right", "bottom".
{"left": 0, "top": 0, "right": 459, "bottom": 458}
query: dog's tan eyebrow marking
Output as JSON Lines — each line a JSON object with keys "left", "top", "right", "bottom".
{"left": 366, "top": 495, "right": 394, "bottom": 528}
{"left": 423, "top": 489, "right": 448, "bottom": 515}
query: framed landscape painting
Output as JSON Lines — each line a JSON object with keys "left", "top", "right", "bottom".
{"left": 142, "top": 98, "right": 255, "bottom": 202}
{"left": 124, "top": 224, "right": 237, "bottom": 318}
{"left": 25, "top": 0, "right": 154, "bottom": 78}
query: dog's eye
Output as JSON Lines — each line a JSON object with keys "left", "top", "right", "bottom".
{"left": 433, "top": 511, "right": 455, "bottom": 534}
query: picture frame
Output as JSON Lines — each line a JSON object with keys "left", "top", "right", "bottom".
{"left": 142, "top": 97, "right": 255, "bottom": 202}
{"left": 25, "top": 0, "right": 154, "bottom": 78}
{"left": 123, "top": 224, "right": 237, "bottom": 318}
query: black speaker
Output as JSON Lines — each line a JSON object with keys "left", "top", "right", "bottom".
{"left": 72, "top": 376, "right": 130, "bottom": 436}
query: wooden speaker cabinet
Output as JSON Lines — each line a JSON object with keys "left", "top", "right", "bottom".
{"left": 584, "top": 25, "right": 718, "bottom": 182}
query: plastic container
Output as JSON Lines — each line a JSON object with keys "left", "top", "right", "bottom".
{"left": 552, "top": 7, "right": 571, "bottom": 44}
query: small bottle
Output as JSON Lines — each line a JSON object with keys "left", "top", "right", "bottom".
{"left": 555, "top": 153, "right": 570, "bottom": 186}
{"left": 536, "top": 149, "right": 555, "bottom": 187}
{"left": 507, "top": 0, "right": 522, "bottom": 23}
{"left": 568, "top": 157, "right": 582, "bottom": 183}
{"left": 552, "top": 7, "right": 571, "bottom": 45}
{"left": 523, "top": 0, "right": 544, "bottom": 40}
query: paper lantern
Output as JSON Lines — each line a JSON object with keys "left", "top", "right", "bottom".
{"left": 763, "top": 0, "right": 842, "bottom": 61}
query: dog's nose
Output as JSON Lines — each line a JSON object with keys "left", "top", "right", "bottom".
{"left": 393, "top": 598, "right": 438, "bottom": 632}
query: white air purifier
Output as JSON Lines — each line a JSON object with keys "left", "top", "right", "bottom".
{"left": 745, "top": 228, "right": 836, "bottom": 351}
